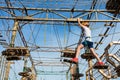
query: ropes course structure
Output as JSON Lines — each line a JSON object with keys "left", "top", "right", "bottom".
{"left": 0, "top": 0, "right": 120, "bottom": 80}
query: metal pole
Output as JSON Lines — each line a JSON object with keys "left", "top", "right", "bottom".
{"left": 88, "top": 59, "right": 94, "bottom": 80}
{"left": 0, "top": 16, "right": 120, "bottom": 22}
{"left": 0, "top": 56, "right": 6, "bottom": 80}
{"left": 10, "top": 20, "right": 19, "bottom": 47}
{"left": 66, "top": 72, "right": 68, "bottom": 80}
{"left": 4, "top": 62, "right": 14, "bottom": 80}
{"left": 0, "top": 6, "right": 118, "bottom": 12}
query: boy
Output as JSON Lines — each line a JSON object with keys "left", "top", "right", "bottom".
{"left": 71, "top": 18, "right": 104, "bottom": 66}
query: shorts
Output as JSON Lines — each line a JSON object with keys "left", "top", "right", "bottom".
{"left": 82, "top": 40, "right": 93, "bottom": 48}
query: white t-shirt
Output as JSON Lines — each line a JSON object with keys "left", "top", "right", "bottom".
{"left": 82, "top": 27, "right": 92, "bottom": 41}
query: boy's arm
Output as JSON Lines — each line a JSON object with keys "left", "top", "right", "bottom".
{"left": 77, "top": 18, "right": 85, "bottom": 28}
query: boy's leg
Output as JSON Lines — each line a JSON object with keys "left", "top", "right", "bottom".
{"left": 90, "top": 48, "right": 104, "bottom": 65}
{"left": 87, "top": 41, "right": 102, "bottom": 62}
{"left": 76, "top": 44, "right": 84, "bottom": 58}
{"left": 90, "top": 48, "right": 109, "bottom": 69}
{"left": 71, "top": 44, "right": 84, "bottom": 62}
{"left": 89, "top": 48, "right": 101, "bottom": 62}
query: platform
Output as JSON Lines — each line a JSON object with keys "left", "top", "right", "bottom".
{"left": 81, "top": 53, "right": 95, "bottom": 60}
{"left": 115, "top": 65, "right": 120, "bottom": 77}
{"left": 63, "top": 59, "right": 77, "bottom": 64}
{"left": 2, "top": 47, "right": 30, "bottom": 56}
{"left": 6, "top": 56, "right": 21, "bottom": 61}
{"left": 93, "top": 65, "right": 108, "bottom": 69}
{"left": 61, "top": 49, "right": 75, "bottom": 58}
{"left": 18, "top": 72, "right": 30, "bottom": 77}
{"left": 72, "top": 73, "right": 84, "bottom": 78}
{"left": 106, "top": 0, "right": 120, "bottom": 14}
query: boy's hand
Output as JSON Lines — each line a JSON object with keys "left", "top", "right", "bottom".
{"left": 77, "top": 18, "right": 84, "bottom": 28}
{"left": 77, "top": 18, "right": 82, "bottom": 22}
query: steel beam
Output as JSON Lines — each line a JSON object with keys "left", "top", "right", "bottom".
{"left": 0, "top": 16, "right": 120, "bottom": 22}
{"left": 105, "top": 41, "right": 120, "bottom": 50}
{"left": 4, "top": 61, "right": 14, "bottom": 80}
{"left": 0, "top": 6, "right": 118, "bottom": 12}
{"left": 10, "top": 20, "right": 18, "bottom": 47}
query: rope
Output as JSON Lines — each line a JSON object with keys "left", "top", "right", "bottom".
{"left": 64, "top": 22, "right": 66, "bottom": 44}
{"left": 51, "top": 14, "right": 63, "bottom": 61}
{"left": 44, "top": 24, "right": 47, "bottom": 44}
{"left": 71, "top": 0, "right": 78, "bottom": 14}
{"left": 10, "top": 66, "right": 19, "bottom": 80}
{"left": 18, "top": 0, "right": 28, "bottom": 16}
{"left": 53, "top": 25, "right": 62, "bottom": 50}
{"left": 64, "top": 22, "right": 69, "bottom": 47}
{"left": 64, "top": 22, "right": 72, "bottom": 48}
{"left": 69, "top": 24, "right": 81, "bottom": 36}
{"left": 34, "top": 25, "right": 41, "bottom": 43}
{"left": 111, "top": 23, "right": 117, "bottom": 42}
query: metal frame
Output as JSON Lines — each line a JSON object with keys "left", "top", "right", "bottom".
{"left": 86, "top": 41, "right": 120, "bottom": 79}
{"left": 0, "top": 0, "right": 120, "bottom": 80}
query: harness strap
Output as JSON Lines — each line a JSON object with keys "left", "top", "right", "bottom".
{"left": 85, "top": 36, "right": 91, "bottom": 40}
